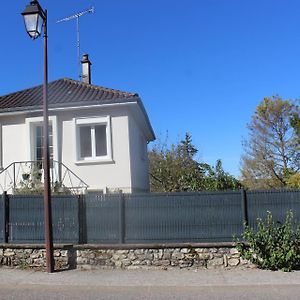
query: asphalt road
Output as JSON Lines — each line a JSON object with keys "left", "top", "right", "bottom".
{"left": 0, "top": 267, "right": 300, "bottom": 299}
{"left": 1, "top": 284, "right": 300, "bottom": 300}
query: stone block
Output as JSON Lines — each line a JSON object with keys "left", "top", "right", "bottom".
{"left": 105, "top": 261, "right": 115, "bottom": 267}
{"left": 144, "top": 260, "right": 152, "bottom": 266}
{"left": 197, "top": 253, "right": 211, "bottom": 260}
{"left": 30, "top": 253, "right": 41, "bottom": 259}
{"left": 184, "top": 252, "right": 199, "bottom": 260}
{"left": 95, "top": 253, "right": 112, "bottom": 260}
{"left": 224, "top": 255, "right": 228, "bottom": 267}
{"left": 213, "top": 253, "right": 224, "bottom": 258}
{"left": 193, "top": 259, "right": 207, "bottom": 268}
{"left": 128, "top": 253, "right": 137, "bottom": 260}
{"left": 230, "top": 248, "right": 240, "bottom": 255}
{"left": 180, "top": 248, "right": 191, "bottom": 254}
{"left": 152, "top": 260, "right": 170, "bottom": 267}
{"left": 31, "top": 258, "right": 44, "bottom": 267}
{"left": 178, "top": 260, "right": 193, "bottom": 268}
{"left": 153, "top": 250, "right": 163, "bottom": 259}
{"left": 60, "top": 250, "right": 68, "bottom": 257}
{"left": 194, "top": 248, "right": 209, "bottom": 253}
{"left": 77, "top": 257, "right": 88, "bottom": 265}
{"left": 87, "top": 252, "right": 96, "bottom": 259}
{"left": 116, "top": 250, "right": 129, "bottom": 255}
{"left": 114, "top": 260, "right": 122, "bottom": 268}
{"left": 207, "top": 257, "right": 223, "bottom": 267}
{"left": 228, "top": 258, "right": 240, "bottom": 266}
{"left": 162, "top": 253, "right": 171, "bottom": 260}
{"left": 171, "top": 252, "right": 185, "bottom": 260}
{"left": 112, "top": 254, "right": 127, "bottom": 261}
{"left": 170, "top": 260, "right": 179, "bottom": 266}
{"left": 122, "top": 259, "right": 132, "bottom": 267}
{"left": 132, "top": 260, "right": 145, "bottom": 266}
{"left": 94, "top": 258, "right": 107, "bottom": 266}
{"left": 4, "top": 251, "right": 15, "bottom": 257}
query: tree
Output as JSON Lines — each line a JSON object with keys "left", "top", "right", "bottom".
{"left": 201, "top": 160, "right": 241, "bottom": 191}
{"left": 148, "top": 133, "right": 202, "bottom": 192}
{"left": 149, "top": 132, "right": 241, "bottom": 192}
{"left": 287, "top": 173, "right": 300, "bottom": 189}
{"left": 241, "top": 96, "right": 300, "bottom": 189}
{"left": 290, "top": 101, "right": 300, "bottom": 143}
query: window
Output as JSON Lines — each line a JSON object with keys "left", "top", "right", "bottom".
{"left": 25, "top": 116, "right": 58, "bottom": 164}
{"left": 34, "top": 124, "right": 53, "bottom": 162}
{"left": 75, "top": 116, "right": 112, "bottom": 162}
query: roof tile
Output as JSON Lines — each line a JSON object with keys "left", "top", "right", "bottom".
{"left": 0, "top": 78, "right": 138, "bottom": 112}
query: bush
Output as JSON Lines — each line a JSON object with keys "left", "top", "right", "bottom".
{"left": 236, "top": 211, "right": 300, "bottom": 271}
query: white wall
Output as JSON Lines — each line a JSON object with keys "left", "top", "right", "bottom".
{"left": 0, "top": 104, "right": 151, "bottom": 193}
{"left": 128, "top": 113, "right": 150, "bottom": 193}
{"left": 58, "top": 107, "right": 132, "bottom": 192}
{"left": 1, "top": 115, "right": 28, "bottom": 166}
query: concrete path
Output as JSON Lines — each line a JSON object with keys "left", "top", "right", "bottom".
{"left": 0, "top": 267, "right": 299, "bottom": 299}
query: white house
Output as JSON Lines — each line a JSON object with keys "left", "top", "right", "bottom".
{"left": 0, "top": 54, "right": 155, "bottom": 194}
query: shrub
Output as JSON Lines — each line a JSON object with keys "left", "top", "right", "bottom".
{"left": 236, "top": 210, "right": 300, "bottom": 271}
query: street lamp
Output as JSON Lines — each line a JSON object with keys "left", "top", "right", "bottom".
{"left": 22, "top": 0, "right": 54, "bottom": 273}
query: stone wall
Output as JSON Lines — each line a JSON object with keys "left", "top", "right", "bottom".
{"left": 0, "top": 244, "right": 252, "bottom": 271}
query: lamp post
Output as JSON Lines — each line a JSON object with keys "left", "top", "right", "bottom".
{"left": 21, "top": 0, "right": 54, "bottom": 273}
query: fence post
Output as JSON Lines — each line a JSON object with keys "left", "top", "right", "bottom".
{"left": 2, "top": 191, "right": 9, "bottom": 243}
{"left": 119, "top": 192, "right": 125, "bottom": 244}
{"left": 78, "top": 194, "right": 87, "bottom": 244}
{"left": 241, "top": 188, "right": 248, "bottom": 226}
{"left": 13, "top": 163, "right": 16, "bottom": 192}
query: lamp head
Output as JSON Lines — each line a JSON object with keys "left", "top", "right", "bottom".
{"left": 21, "top": 0, "right": 46, "bottom": 39}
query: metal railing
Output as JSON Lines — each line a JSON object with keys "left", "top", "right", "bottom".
{"left": 0, "top": 160, "right": 88, "bottom": 194}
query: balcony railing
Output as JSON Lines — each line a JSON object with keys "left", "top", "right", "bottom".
{"left": 0, "top": 160, "right": 88, "bottom": 195}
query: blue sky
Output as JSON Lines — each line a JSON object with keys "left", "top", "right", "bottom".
{"left": 1, "top": 0, "right": 300, "bottom": 177}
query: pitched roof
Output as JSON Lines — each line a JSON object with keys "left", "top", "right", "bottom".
{"left": 0, "top": 78, "right": 139, "bottom": 112}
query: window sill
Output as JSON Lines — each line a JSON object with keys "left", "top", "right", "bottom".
{"left": 75, "top": 158, "right": 115, "bottom": 166}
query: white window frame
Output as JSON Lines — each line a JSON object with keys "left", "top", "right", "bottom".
{"left": 25, "top": 116, "right": 58, "bottom": 162}
{"left": 74, "top": 116, "right": 113, "bottom": 164}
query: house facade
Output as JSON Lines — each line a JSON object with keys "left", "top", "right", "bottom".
{"left": 0, "top": 55, "right": 155, "bottom": 193}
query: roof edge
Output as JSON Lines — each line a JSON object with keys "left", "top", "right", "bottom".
{"left": 0, "top": 78, "right": 139, "bottom": 100}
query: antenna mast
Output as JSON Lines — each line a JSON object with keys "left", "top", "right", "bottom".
{"left": 57, "top": 7, "right": 95, "bottom": 80}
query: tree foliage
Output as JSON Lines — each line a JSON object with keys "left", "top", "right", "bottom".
{"left": 236, "top": 211, "right": 300, "bottom": 272}
{"left": 241, "top": 96, "right": 300, "bottom": 189}
{"left": 291, "top": 101, "right": 300, "bottom": 143}
{"left": 149, "top": 132, "right": 241, "bottom": 192}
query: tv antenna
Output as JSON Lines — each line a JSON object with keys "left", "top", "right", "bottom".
{"left": 57, "top": 7, "right": 95, "bottom": 80}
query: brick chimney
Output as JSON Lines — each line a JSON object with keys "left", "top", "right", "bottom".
{"left": 81, "top": 54, "right": 92, "bottom": 84}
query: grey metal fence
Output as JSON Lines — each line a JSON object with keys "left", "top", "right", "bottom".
{"left": 247, "top": 189, "right": 300, "bottom": 231}
{"left": 124, "top": 191, "right": 243, "bottom": 243}
{"left": 82, "top": 192, "right": 120, "bottom": 243}
{"left": 7, "top": 194, "right": 79, "bottom": 244}
{"left": 0, "top": 189, "right": 299, "bottom": 244}
{"left": 0, "top": 194, "right": 3, "bottom": 243}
